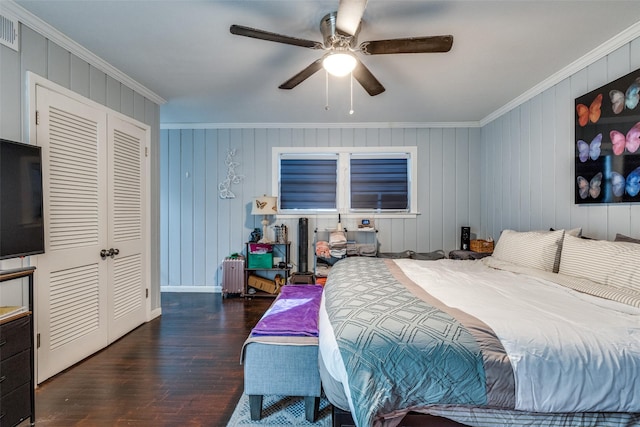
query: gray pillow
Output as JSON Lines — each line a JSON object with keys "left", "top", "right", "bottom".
{"left": 411, "top": 250, "right": 445, "bottom": 261}
{"left": 614, "top": 233, "right": 640, "bottom": 244}
{"left": 377, "top": 250, "right": 413, "bottom": 259}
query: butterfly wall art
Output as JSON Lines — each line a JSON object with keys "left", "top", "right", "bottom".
{"left": 575, "top": 67, "right": 640, "bottom": 204}
{"left": 576, "top": 93, "right": 602, "bottom": 126}
{"left": 609, "top": 77, "right": 640, "bottom": 114}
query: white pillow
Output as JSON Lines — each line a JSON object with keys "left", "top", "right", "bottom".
{"left": 491, "top": 229, "right": 565, "bottom": 272}
{"left": 559, "top": 234, "right": 640, "bottom": 290}
{"left": 607, "top": 264, "right": 640, "bottom": 294}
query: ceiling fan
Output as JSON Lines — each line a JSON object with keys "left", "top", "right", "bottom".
{"left": 230, "top": 0, "right": 453, "bottom": 96}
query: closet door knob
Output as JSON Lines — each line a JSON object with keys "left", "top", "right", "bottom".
{"left": 107, "top": 248, "right": 119, "bottom": 258}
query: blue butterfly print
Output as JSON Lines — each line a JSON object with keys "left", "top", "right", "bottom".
{"left": 577, "top": 133, "right": 602, "bottom": 162}
{"left": 626, "top": 167, "right": 640, "bottom": 197}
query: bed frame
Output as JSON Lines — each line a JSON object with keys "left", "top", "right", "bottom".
{"left": 332, "top": 407, "right": 469, "bottom": 427}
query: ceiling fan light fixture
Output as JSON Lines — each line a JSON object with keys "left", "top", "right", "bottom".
{"left": 322, "top": 52, "right": 357, "bottom": 77}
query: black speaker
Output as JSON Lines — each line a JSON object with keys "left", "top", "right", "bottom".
{"left": 298, "top": 218, "right": 309, "bottom": 273}
{"left": 461, "top": 226, "right": 471, "bottom": 250}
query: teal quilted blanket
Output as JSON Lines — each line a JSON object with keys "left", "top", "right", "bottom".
{"left": 323, "top": 257, "right": 513, "bottom": 426}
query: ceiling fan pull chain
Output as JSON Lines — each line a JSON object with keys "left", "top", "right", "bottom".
{"left": 349, "top": 72, "right": 354, "bottom": 115}
{"left": 325, "top": 70, "right": 330, "bottom": 111}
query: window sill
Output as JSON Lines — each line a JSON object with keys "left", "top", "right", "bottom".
{"left": 276, "top": 212, "right": 420, "bottom": 220}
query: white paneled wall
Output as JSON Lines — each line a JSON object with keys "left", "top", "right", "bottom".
{"left": 0, "top": 22, "right": 162, "bottom": 310}
{"left": 481, "top": 39, "right": 640, "bottom": 241}
{"left": 160, "top": 127, "right": 482, "bottom": 291}
{"left": 159, "top": 29, "right": 640, "bottom": 293}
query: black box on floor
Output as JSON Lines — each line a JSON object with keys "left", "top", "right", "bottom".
{"left": 289, "top": 272, "right": 316, "bottom": 284}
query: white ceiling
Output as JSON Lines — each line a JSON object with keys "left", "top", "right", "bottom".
{"left": 9, "top": 0, "right": 640, "bottom": 125}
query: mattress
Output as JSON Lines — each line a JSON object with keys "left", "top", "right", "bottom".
{"left": 318, "top": 256, "right": 640, "bottom": 427}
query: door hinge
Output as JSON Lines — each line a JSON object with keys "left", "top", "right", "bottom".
{"left": 35, "top": 110, "right": 40, "bottom": 125}
{"left": 145, "top": 147, "right": 149, "bottom": 157}
{"left": 37, "top": 333, "right": 40, "bottom": 348}
{"left": 146, "top": 288, "right": 149, "bottom": 298}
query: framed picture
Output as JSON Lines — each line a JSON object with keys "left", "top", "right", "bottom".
{"left": 574, "top": 67, "right": 640, "bottom": 204}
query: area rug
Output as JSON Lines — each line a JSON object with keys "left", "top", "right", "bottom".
{"left": 227, "top": 393, "right": 332, "bottom": 426}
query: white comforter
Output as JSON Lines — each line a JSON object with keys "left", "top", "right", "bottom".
{"left": 319, "top": 258, "right": 640, "bottom": 414}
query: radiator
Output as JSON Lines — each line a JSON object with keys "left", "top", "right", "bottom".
{"left": 222, "top": 257, "right": 245, "bottom": 296}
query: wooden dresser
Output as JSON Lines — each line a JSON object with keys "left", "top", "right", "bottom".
{"left": 0, "top": 267, "right": 35, "bottom": 426}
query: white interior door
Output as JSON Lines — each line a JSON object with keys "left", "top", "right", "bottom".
{"left": 33, "top": 83, "right": 149, "bottom": 383}
{"left": 34, "top": 86, "right": 109, "bottom": 383}
{"left": 107, "top": 116, "right": 147, "bottom": 341}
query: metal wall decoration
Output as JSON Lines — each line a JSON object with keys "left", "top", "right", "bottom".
{"left": 219, "top": 149, "right": 244, "bottom": 199}
{"left": 575, "top": 67, "right": 640, "bottom": 204}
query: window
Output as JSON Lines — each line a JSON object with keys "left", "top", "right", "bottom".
{"left": 273, "top": 147, "right": 417, "bottom": 215}
{"left": 350, "top": 155, "right": 409, "bottom": 210}
{"left": 280, "top": 156, "right": 338, "bottom": 210}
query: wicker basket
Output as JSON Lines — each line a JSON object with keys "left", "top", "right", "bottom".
{"left": 470, "top": 239, "right": 494, "bottom": 253}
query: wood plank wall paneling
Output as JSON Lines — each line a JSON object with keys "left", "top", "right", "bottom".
{"left": 480, "top": 39, "right": 640, "bottom": 242}
{"left": 159, "top": 127, "right": 481, "bottom": 290}
{"left": 0, "top": 23, "right": 162, "bottom": 310}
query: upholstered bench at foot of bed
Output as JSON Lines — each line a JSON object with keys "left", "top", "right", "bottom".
{"left": 244, "top": 341, "right": 321, "bottom": 422}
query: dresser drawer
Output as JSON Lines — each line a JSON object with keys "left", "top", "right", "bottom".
{"left": 0, "top": 382, "right": 31, "bottom": 427}
{"left": 0, "top": 349, "right": 30, "bottom": 395}
{"left": 0, "top": 316, "right": 31, "bottom": 361}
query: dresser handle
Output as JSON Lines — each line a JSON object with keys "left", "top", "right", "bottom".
{"left": 0, "top": 339, "right": 6, "bottom": 347}
{"left": 0, "top": 375, "right": 5, "bottom": 383}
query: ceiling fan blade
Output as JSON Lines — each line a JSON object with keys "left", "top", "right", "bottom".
{"left": 352, "top": 60, "right": 385, "bottom": 96}
{"left": 279, "top": 59, "right": 324, "bottom": 90}
{"left": 336, "top": 0, "right": 368, "bottom": 36}
{"left": 359, "top": 35, "right": 453, "bottom": 55}
{"left": 230, "top": 24, "right": 323, "bottom": 49}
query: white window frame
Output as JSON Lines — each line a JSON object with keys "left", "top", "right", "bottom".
{"left": 272, "top": 146, "right": 418, "bottom": 218}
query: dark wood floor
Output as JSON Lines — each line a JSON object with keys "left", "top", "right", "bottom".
{"left": 34, "top": 293, "right": 273, "bottom": 427}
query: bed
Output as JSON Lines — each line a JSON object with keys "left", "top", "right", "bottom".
{"left": 318, "top": 229, "right": 640, "bottom": 427}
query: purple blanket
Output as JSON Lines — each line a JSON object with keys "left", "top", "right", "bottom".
{"left": 251, "top": 285, "right": 323, "bottom": 337}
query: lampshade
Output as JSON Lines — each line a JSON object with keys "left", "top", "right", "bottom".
{"left": 251, "top": 196, "right": 278, "bottom": 216}
{"left": 322, "top": 52, "right": 357, "bottom": 77}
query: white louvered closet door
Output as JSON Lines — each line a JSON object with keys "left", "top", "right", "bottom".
{"left": 106, "top": 116, "right": 146, "bottom": 341}
{"left": 34, "top": 85, "right": 148, "bottom": 384}
{"left": 35, "top": 86, "right": 109, "bottom": 383}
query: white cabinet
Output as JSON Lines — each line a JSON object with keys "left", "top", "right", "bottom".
{"left": 313, "top": 228, "right": 378, "bottom": 279}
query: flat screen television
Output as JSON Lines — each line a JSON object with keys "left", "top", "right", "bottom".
{"left": 0, "top": 139, "right": 45, "bottom": 260}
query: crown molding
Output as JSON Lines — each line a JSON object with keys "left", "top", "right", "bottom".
{"left": 9, "top": 0, "right": 637, "bottom": 129}
{"left": 480, "top": 20, "right": 640, "bottom": 126}
{"left": 2, "top": 1, "right": 166, "bottom": 106}
{"left": 160, "top": 121, "right": 482, "bottom": 130}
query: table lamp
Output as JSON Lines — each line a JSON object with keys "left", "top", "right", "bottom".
{"left": 251, "top": 196, "right": 277, "bottom": 243}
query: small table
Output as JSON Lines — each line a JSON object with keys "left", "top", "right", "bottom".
{"left": 448, "top": 250, "right": 492, "bottom": 260}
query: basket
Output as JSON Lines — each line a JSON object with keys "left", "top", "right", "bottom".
{"left": 470, "top": 239, "right": 494, "bottom": 253}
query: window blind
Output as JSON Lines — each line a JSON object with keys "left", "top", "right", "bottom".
{"left": 280, "top": 158, "right": 337, "bottom": 210}
{"left": 350, "top": 158, "right": 408, "bottom": 210}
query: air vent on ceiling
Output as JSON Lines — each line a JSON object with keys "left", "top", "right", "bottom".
{"left": 0, "top": 14, "right": 19, "bottom": 52}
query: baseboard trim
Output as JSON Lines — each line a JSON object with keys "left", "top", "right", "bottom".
{"left": 161, "top": 286, "right": 222, "bottom": 293}
{"left": 149, "top": 307, "right": 162, "bottom": 320}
